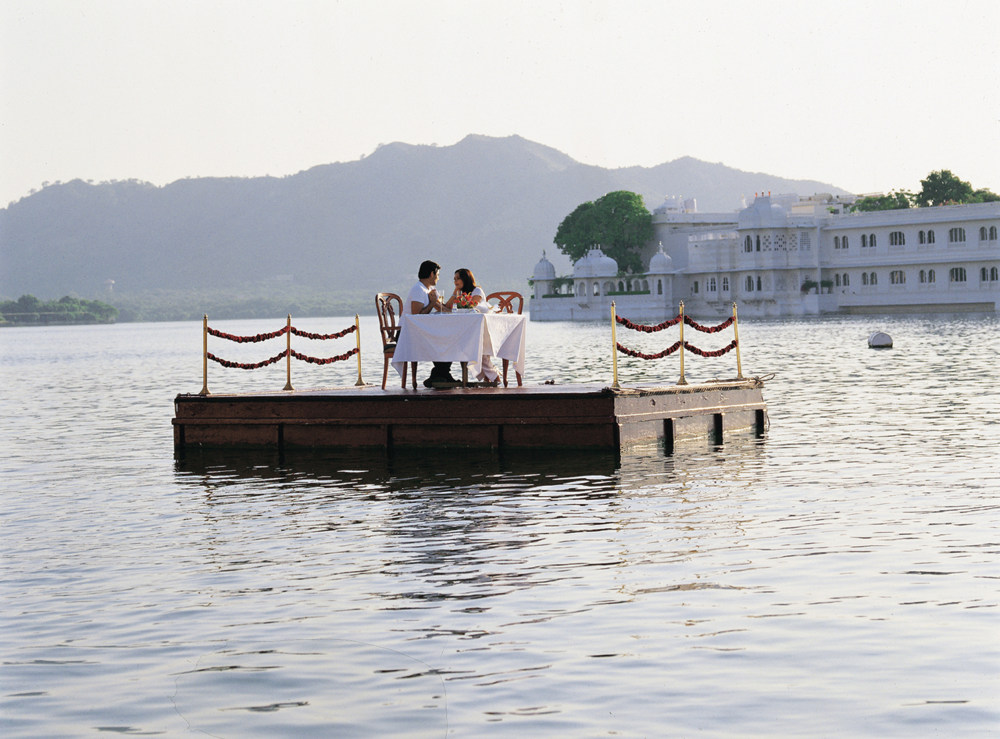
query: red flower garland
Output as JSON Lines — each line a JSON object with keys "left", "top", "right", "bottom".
{"left": 290, "top": 325, "right": 357, "bottom": 340}
{"left": 616, "top": 341, "right": 683, "bottom": 359}
{"left": 290, "top": 347, "right": 359, "bottom": 365}
{"left": 206, "top": 350, "right": 288, "bottom": 369}
{"left": 206, "top": 325, "right": 288, "bottom": 343}
{"left": 683, "top": 339, "right": 738, "bottom": 357}
{"left": 615, "top": 314, "right": 682, "bottom": 332}
{"left": 683, "top": 315, "right": 735, "bottom": 333}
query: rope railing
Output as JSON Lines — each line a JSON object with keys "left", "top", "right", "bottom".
{"left": 610, "top": 301, "right": 743, "bottom": 387}
{"left": 199, "top": 314, "right": 364, "bottom": 395}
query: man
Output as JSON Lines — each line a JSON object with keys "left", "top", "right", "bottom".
{"left": 405, "top": 260, "right": 457, "bottom": 387}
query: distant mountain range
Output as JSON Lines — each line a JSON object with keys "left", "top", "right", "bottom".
{"left": 0, "top": 134, "right": 850, "bottom": 300}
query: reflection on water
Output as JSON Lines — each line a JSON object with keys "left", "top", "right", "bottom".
{"left": 2, "top": 316, "right": 998, "bottom": 737}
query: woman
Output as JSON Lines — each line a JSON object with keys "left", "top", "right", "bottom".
{"left": 444, "top": 268, "right": 487, "bottom": 310}
{"left": 445, "top": 268, "right": 499, "bottom": 385}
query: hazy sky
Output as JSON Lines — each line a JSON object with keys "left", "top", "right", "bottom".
{"left": 3, "top": 0, "right": 999, "bottom": 207}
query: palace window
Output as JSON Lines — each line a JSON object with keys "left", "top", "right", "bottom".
{"left": 835, "top": 274, "right": 841, "bottom": 287}
{"left": 722, "top": 277, "right": 729, "bottom": 291}
{"left": 928, "top": 269, "right": 936, "bottom": 283}
{"left": 756, "top": 235, "right": 761, "bottom": 252}
{"left": 869, "top": 272, "right": 878, "bottom": 285}
{"left": 992, "top": 267, "right": 999, "bottom": 281}
{"left": 981, "top": 267, "right": 989, "bottom": 282}
{"left": 842, "top": 273, "right": 850, "bottom": 287}
{"left": 693, "top": 281, "right": 699, "bottom": 294}
{"left": 842, "top": 235, "right": 849, "bottom": 249}
{"left": 890, "top": 270, "right": 906, "bottom": 285}
{"left": 862, "top": 273, "right": 869, "bottom": 286}
{"left": 919, "top": 231, "right": 926, "bottom": 245}
{"left": 756, "top": 276, "right": 762, "bottom": 291}
{"left": 834, "top": 236, "right": 840, "bottom": 249}
{"left": 979, "top": 227, "right": 987, "bottom": 241}
{"left": 745, "top": 276, "right": 754, "bottom": 292}
{"left": 744, "top": 235, "right": 752, "bottom": 252}
{"left": 869, "top": 233, "right": 877, "bottom": 247}
{"left": 949, "top": 267, "right": 967, "bottom": 283}
{"left": 919, "top": 270, "right": 927, "bottom": 283}
{"left": 657, "top": 279, "right": 663, "bottom": 295}
{"left": 949, "top": 227, "right": 966, "bottom": 243}
{"left": 927, "top": 229, "right": 936, "bottom": 244}
{"left": 991, "top": 226, "right": 998, "bottom": 240}
{"left": 708, "top": 277, "right": 717, "bottom": 291}
{"left": 889, "top": 231, "right": 905, "bottom": 246}
{"left": 861, "top": 234, "right": 867, "bottom": 248}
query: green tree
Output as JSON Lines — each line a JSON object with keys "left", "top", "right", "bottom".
{"left": 850, "top": 190, "right": 912, "bottom": 212}
{"left": 972, "top": 188, "right": 1000, "bottom": 203}
{"left": 914, "top": 170, "right": 975, "bottom": 207}
{"left": 554, "top": 190, "right": 653, "bottom": 274}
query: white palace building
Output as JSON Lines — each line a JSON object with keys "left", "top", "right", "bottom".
{"left": 529, "top": 194, "right": 1000, "bottom": 320}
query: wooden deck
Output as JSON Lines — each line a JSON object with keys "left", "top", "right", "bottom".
{"left": 173, "top": 379, "right": 767, "bottom": 452}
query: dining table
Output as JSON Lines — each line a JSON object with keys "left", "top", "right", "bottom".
{"left": 391, "top": 310, "right": 527, "bottom": 386}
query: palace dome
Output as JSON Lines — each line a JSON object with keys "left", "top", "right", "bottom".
{"left": 532, "top": 250, "right": 556, "bottom": 280}
{"left": 648, "top": 243, "right": 673, "bottom": 273}
{"left": 574, "top": 247, "right": 617, "bottom": 278}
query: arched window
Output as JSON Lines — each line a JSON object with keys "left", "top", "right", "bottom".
{"left": 843, "top": 273, "right": 850, "bottom": 287}
{"left": 842, "top": 235, "right": 849, "bottom": 249}
{"left": 890, "top": 270, "right": 905, "bottom": 284}
{"left": 755, "top": 235, "right": 761, "bottom": 252}
{"left": 869, "top": 233, "right": 877, "bottom": 247}
{"left": 861, "top": 234, "right": 867, "bottom": 248}
{"left": 835, "top": 274, "right": 841, "bottom": 287}
{"left": 862, "top": 272, "right": 869, "bottom": 286}
{"left": 980, "top": 227, "right": 988, "bottom": 241}
{"left": 593, "top": 282, "right": 600, "bottom": 296}
{"left": 990, "top": 226, "right": 997, "bottom": 240}
{"left": 981, "top": 267, "right": 989, "bottom": 282}
{"left": 870, "top": 272, "right": 878, "bottom": 285}
{"left": 692, "top": 281, "right": 699, "bottom": 294}
{"left": 949, "top": 267, "right": 967, "bottom": 283}
{"left": 756, "top": 276, "right": 762, "bottom": 291}
{"left": 928, "top": 269, "right": 936, "bottom": 283}
{"left": 745, "top": 276, "right": 754, "bottom": 291}
{"left": 927, "top": 230, "right": 936, "bottom": 244}
{"left": 949, "top": 227, "right": 966, "bottom": 243}
{"left": 618, "top": 280, "right": 625, "bottom": 292}
{"left": 722, "top": 277, "right": 729, "bottom": 291}
{"left": 744, "top": 235, "right": 752, "bottom": 252}
{"left": 834, "top": 236, "right": 841, "bottom": 249}
{"left": 991, "top": 267, "right": 999, "bottom": 281}
{"left": 642, "top": 280, "right": 649, "bottom": 291}
{"left": 919, "top": 231, "right": 926, "bottom": 245}
{"left": 890, "top": 231, "right": 905, "bottom": 246}
{"left": 919, "top": 270, "right": 926, "bottom": 284}
{"left": 657, "top": 279, "right": 663, "bottom": 295}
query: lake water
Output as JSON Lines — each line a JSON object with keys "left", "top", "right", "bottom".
{"left": 1, "top": 313, "right": 998, "bottom": 737}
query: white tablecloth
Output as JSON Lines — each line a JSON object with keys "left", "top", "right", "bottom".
{"left": 391, "top": 312, "right": 527, "bottom": 381}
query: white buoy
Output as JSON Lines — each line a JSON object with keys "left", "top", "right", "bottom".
{"left": 868, "top": 331, "right": 893, "bottom": 349}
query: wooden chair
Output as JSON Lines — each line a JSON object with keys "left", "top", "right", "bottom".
{"left": 375, "top": 293, "right": 416, "bottom": 389}
{"left": 485, "top": 291, "right": 523, "bottom": 387}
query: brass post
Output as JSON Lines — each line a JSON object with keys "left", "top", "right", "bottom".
{"left": 199, "top": 314, "right": 209, "bottom": 395}
{"left": 677, "top": 301, "right": 688, "bottom": 385}
{"left": 611, "top": 301, "right": 620, "bottom": 389}
{"left": 354, "top": 313, "right": 365, "bottom": 386}
{"left": 283, "top": 314, "right": 294, "bottom": 391}
{"left": 732, "top": 302, "right": 744, "bottom": 379}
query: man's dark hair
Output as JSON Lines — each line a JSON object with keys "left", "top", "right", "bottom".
{"left": 418, "top": 260, "right": 441, "bottom": 279}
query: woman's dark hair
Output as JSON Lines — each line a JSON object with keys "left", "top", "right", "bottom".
{"left": 418, "top": 260, "right": 441, "bottom": 279}
{"left": 455, "top": 268, "right": 477, "bottom": 293}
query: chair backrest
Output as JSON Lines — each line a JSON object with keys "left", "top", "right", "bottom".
{"left": 486, "top": 291, "right": 524, "bottom": 314}
{"left": 375, "top": 292, "right": 403, "bottom": 346}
